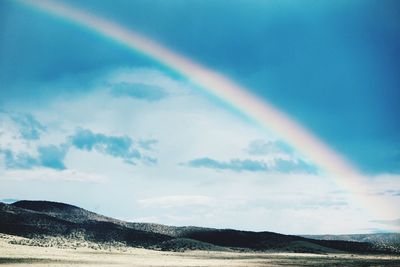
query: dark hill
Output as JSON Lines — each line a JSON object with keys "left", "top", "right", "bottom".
{"left": 11, "top": 200, "right": 125, "bottom": 225}
{"left": 303, "top": 233, "right": 400, "bottom": 254}
{"left": 1, "top": 200, "right": 397, "bottom": 254}
{"left": 175, "top": 228, "right": 377, "bottom": 253}
{"left": 0, "top": 202, "right": 171, "bottom": 247}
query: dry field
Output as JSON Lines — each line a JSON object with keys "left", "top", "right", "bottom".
{"left": 1, "top": 234, "right": 400, "bottom": 266}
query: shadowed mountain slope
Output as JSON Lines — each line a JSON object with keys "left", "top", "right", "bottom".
{"left": 0, "top": 200, "right": 397, "bottom": 254}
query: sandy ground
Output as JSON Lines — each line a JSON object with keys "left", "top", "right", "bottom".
{"left": 1, "top": 234, "right": 400, "bottom": 266}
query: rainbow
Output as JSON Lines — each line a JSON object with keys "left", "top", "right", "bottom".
{"left": 17, "top": 0, "right": 398, "bottom": 220}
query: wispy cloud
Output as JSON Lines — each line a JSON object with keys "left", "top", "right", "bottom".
{"left": 375, "top": 189, "right": 400, "bottom": 196}
{"left": 0, "top": 110, "right": 44, "bottom": 140}
{"left": 370, "top": 218, "right": 400, "bottom": 227}
{"left": 0, "top": 110, "right": 46, "bottom": 141}
{"left": 10, "top": 113, "right": 46, "bottom": 140}
{"left": 185, "top": 157, "right": 317, "bottom": 174}
{"left": 0, "top": 149, "right": 38, "bottom": 169}
{"left": 110, "top": 82, "right": 168, "bottom": 101}
{"left": 186, "top": 157, "right": 268, "bottom": 172}
{"left": 300, "top": 199, "right": 348, "bottom": 209}
{"left": 1, "top": 168, "right": 106, "bottom": 183}
{"left": 138, "top": 139, "right": 158, "bottom": 150}
{"left": 138, "top": 195, "right": 213, "bottom": 208}
{"left": 247, "top": 139, "right": 292, "bottom": 155}
{"left": 274, "top": 158, "right": 318, "bottom": 174}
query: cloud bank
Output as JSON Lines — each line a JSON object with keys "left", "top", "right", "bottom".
{"left": 185, "top": 157, "right": 317, "bottom": 174}
{"left": 70, "top": 128, "right": 141, "bottom": 164}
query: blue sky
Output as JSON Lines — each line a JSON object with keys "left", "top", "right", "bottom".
{"left": 0, "top": 0, "right": 399, "bottom": 234}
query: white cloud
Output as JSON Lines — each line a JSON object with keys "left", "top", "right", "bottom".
{"left": 138, "top": 195, "right": 213, "bottom": 208}
{"left": 0, "top": 168, "right": 106, "bottom": 183}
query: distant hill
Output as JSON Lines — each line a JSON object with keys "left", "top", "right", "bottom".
{"left": 0, "top": 200, "right": 397, "bottom": 254}
{"left": 303, "top": 233, "right": 400, "bottom": 253}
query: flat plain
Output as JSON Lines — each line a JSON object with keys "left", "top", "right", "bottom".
{"left": 1, "top": 234, "right": 400, "bottom": 267}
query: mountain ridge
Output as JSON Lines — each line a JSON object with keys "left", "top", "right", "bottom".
{"left": 1, "top": 200, "right": 398, "bottom": 254}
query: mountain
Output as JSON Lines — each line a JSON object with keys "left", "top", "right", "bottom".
{"left": 11, "top": 200, "right": 129, "bottom": 225}
{"left": 0, "top": 200, "right": 397, "bottom": 254}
